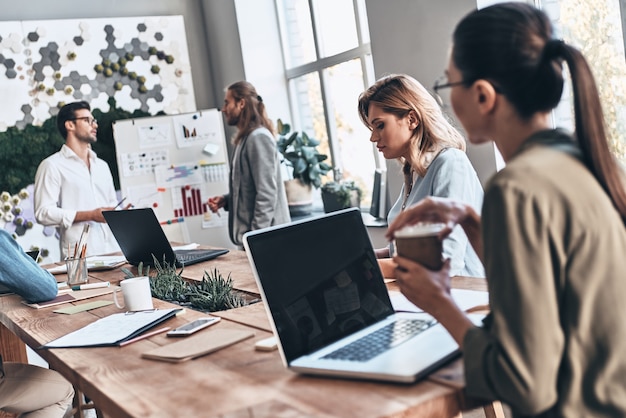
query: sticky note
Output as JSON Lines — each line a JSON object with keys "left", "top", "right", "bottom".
{"left": 203, "top": 143, "right": 220, "bottom": 156}
{"left": 54, "top": 300, "right": 113, "bottom": 315}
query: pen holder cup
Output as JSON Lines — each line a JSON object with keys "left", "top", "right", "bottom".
{"left": 66, "top": 257, "right": 88, "bottom": 286}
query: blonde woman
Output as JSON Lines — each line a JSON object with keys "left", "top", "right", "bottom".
{"left": 358, "top": 74, "right": 484, "bottom": 277}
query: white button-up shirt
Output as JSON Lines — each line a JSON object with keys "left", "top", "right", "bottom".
{"left": 34, "top": 144, "right": 120, "bottom": 260}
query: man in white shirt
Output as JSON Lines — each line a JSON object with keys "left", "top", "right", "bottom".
{"left": 34, "top": 101, "right": 121, "bottom": 260}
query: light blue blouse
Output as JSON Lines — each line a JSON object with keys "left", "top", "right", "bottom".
{"left": 387, "top": 148, "right": 485, "bottom": 277}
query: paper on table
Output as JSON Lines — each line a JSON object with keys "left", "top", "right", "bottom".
{"left": 23, "top": 286, "right": 117, "bottom": 309}
{"left": 389, "top": 289, "right": 489, "bottom": 313}
{"left": 54, "top": 300, "right": 114, "bottom": 315}
{"left": 171, "top": 243, "right": 199, "bottom": 251}
{"left": 42, "top": 308, "right": 182, "bottom": 348}
{"left": 47, "top": 255, "right": 127, "bottom": 274}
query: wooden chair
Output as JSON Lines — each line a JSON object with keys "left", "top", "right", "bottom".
{"left": 483, "top": 401, "right": 506, "bottom": 418}
{"left": 454, "top": 400, "right": 506, "bottom": 418}
{"left": 70, "top": 390, "right": 104, "bottom": 418}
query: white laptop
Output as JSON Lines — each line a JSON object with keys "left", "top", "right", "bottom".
{"left": 243, "top": 207, "right": 466, "bottom": 383}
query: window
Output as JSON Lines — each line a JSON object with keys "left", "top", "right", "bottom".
{"left": 275, "top": 0, "right": 377, "bottom": 208}
{"left": 477, "top": 0, "right": 626, "bottom": 163}
{"left": 540, "top": 0, "right": 626, "bottom": 161}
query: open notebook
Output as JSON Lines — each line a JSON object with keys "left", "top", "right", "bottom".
{"left": 244, "top": 208, "right": 476, "bottom": 383}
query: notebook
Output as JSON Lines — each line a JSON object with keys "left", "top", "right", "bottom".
{"left": 141, "top": 328, "right": 255, "bottom": 363}
{"left": 243, "top": 207, "right": 470, "bottom": 384}
{"left": 103, "top": 208, "right": 229, "bottom": 267}
{"left": 42, "top": 308, "right": 182, "bottom": 348}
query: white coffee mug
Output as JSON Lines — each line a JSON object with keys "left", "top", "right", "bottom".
{"left": 113, "top": 276, "right": 154, "bottom": 311}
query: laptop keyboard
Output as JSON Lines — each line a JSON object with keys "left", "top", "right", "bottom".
{"left": 321, "top": 319, "right": 435, "bottom": 362}
{"left": 174, "top": 249, "right": 228, "bottom": 265}
{"left": 176, "top": 253, "right": 205, "bottom": 263}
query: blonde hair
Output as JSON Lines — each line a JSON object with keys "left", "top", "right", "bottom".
{"left": 358, "top": 73, "right": 466, "bottom": 177}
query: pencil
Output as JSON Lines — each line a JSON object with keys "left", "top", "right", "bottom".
{"left": 75, "top": 224, "right": 89, "bottom": 260}
{"left": 119, "top": 327, "right": 170, "bottom": 347}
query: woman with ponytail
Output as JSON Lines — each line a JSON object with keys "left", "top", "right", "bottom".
{"left": 208, "top": 81, "right": 290, "bottom": 246}
{"left": 386, "top": 3, "right": 626, "bottom": 416}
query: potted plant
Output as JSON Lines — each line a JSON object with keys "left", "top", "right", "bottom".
{"left": 122, "top": 258, "right": 249, "bottom": 312}
{"left": 321, "top": 180, "right": 362, "bottom": 213}
{"left": 276, "top": 119, "right": 332, "bottom": 216}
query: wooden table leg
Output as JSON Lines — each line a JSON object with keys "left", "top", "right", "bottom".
{"left": 0, "top": 322, "right": 27, "bottom": 363}
{"left": 0, "top": 323, "right": 27, "bottom": 417}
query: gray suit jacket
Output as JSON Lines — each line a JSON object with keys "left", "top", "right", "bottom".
{"left": 226, "top": 127, "right": 290, "bottom": 246}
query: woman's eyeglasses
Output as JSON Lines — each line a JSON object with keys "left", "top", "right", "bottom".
{"left": 432, "top": 75, "right": 467, "bottom": 108}
{"left": 432, "top": 75, "right": 502, "bottom": 108}
{"left": 433, "top": 76, "right": 467, "bottom": 94}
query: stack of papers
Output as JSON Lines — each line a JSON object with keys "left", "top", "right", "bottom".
{"left": 46, "top": 255, "right": 127, "bottom": 274}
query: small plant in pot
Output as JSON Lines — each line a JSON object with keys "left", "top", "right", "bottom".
{"left": 321, "top": 180, "right": 362, "bottom": 213}
{"left": 121, "top": 257, "right": 248, "bottom": 312}
{"left": 276, "top": 119, "right": 332, "bottom": 216}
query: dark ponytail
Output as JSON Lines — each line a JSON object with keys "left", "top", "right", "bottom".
{"left": 558, "top": 43, "right": 626, "bottom": 223}
{"left": 453, "top": 2, "right": 626, "bottom": 224}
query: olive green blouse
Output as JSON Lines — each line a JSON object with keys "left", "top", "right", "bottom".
{"left": 464, "top": 130, "right": 626, "bottom": 417}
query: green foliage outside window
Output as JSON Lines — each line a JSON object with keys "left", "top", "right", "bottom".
{"left": 560, "top": 0, "right": 626, "bottom": 160}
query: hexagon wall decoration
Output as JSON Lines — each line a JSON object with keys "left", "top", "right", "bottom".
{"left": 0, "top": 16, "right": 195, "bottom": 131}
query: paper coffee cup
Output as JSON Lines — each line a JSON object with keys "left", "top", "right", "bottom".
{"left": 394, "top": 223, "right": 445, "bottom": 270}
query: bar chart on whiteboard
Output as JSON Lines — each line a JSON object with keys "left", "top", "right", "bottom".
{"left": 112, "top": 110, "right": 234, "bottom": 249}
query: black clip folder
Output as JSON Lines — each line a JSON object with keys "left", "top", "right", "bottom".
{"left": 42, "top": 308, "right": 182, "bottom": 348}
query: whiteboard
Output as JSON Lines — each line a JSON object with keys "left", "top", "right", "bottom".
{"left": 112, "top": 109, "right": 235, "bottom": 249}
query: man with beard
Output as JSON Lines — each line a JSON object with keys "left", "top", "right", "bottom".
{"left": 207, "top": 81, "right": 290, "bottom": 247}
{"left": 34, "top": 101, "right": 121, "bottom": 260}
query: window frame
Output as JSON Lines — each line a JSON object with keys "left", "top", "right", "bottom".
{"left": 274, "top": 0, "right": 381, "bottom": 183}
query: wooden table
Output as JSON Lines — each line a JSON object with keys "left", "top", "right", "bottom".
{"left": 0, "top": 251, "right": 492, "bottom": 418}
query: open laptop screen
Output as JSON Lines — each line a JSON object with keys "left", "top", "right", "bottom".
{"left": 245, "top": 208, "right": 394, "bottom": 363}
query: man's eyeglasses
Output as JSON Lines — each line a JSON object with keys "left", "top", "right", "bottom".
{"left": 70, "top": 117, "right": 98, "bottom": 126}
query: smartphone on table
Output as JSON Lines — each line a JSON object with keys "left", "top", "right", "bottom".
{"left": 166, "top": 316, "right": 220, "bottom": 337}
